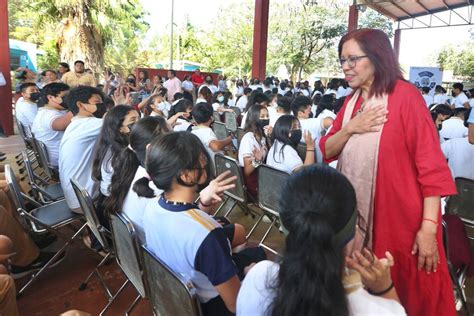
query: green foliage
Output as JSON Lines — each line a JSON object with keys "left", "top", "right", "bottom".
{"left": 437, "top": 43, "right": 474, "bottom": 79}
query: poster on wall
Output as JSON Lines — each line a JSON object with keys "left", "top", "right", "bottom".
{"left": 409, "top": 67, "right": 443, "bottom": 93}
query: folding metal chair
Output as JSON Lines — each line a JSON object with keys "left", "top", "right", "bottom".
{"left": 213, "top": 154, "right": 260, "bottom": 238}
{"left": 31, "top": 137, "right": 59, "bottom": 181}
{"left": 22, "top": 150, "right": 63, "bottom": 203}
{"left": 4, "top": 165, "right": 86, "bottom": 296}
{"left": 108, "top": 213, "right": 147, "bottom": 316}
{"left": 445, "top": 178, "right": 474, "bottom": 237}
{"left": 141, "top": 245, "right": 202, "bottom": 316}
{"left": 257, "top": 164, "right": 289, "bottom": 254}
{"left": 212, "top": 111, "right": 221, "bottom": 123}
{"left": 230, "top": 106, "right": 241, "bottom": 117}
{"left": 212, "top": 121, "right": 228, "bottom": 140}
{"left": 442, "top": 220, "right": 469, "bottom": 314}
{"left": 15, "top": 117, "right": 34, "bottom": 163}
{"left": 70, "top": 179, "right": 115, "bottom": 302}
{"left": 224, "top": 111, "right": 238, "bottom": 132}
{"left": 236, "top": 127, "right": 245, "bottom": 148}
{"left": 296, "top": 143, "right": 307, "bottom": 161}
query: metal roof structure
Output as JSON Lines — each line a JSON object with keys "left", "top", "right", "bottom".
{"left": 356, "top": 0, "right": 474, "bottom": 29}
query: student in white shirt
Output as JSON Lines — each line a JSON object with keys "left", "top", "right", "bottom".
{"left": 191, "top": 102, "right": 232, "bottom": 162}
{"left": 421, "top": 87, "right": 434, "bottom": 107}
{"left": 91, "top": 105, "right": 139, "bottom": 224}
{"left": 236, "top": 164, "right": 405, "bottom": 316}
{"left": 211, "top": 91, "right": 233, "bottom": 114}
{"left": 235, "top": 87, "right": 252, "bottom": 111}
{"left": 32, "top": 82, "right": 72, "bottom": 167}
{"left": 440, "top": 108, "right": 468, "bottom": 140}
{"left": 234, "top": 80, "right": 245, "bottom": 97}
{"left": 198, "top": 75, "right": 218, "bottom": 94}
{"left": 146, "top": 89, "right": 172, "bottom": 118}
{"left": 267, "top": 115, "right": 315, "bottom": 174}
{"left": 196, "top": 85, "right": 213, "bottom": 105}
{"left": 169, "top": 99, "right": 194, "bottom": 132}
{"left": 441, "top": 137, "right": 474, "bottom": 180}
{"left": 240, "top": 91, "right": 270, "bottom": 129}
{"left": 269, "top": 97, "right": 291, "bottom": 127}
{"left": 104, "top": 116, "right": 171, "bottom": 241}
{"left": 181, "top": 75, "right": 194, "bottom": 95}
{"left": 59, "top": 86, "right": 106, "bottom": 213}
{"left": 142, "top": 132, "right": 265, "bottom": 315}
{"left": 292, "top": 96, "right": 334, "bottom": 163}
{"left": 238, "top": 104, "right": 271, "bottom": 198}
{"left": 434, "top": 85, "right": 448, "bottom": 105}
{"left": 452, "top": 83, "right": 470, "bottom": 109}
{"left": 15, "top": 83, "right": 40, "bottom": 134}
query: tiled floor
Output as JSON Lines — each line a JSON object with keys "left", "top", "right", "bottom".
{"left": 1, "top": 133, "right": 473, "bottom": 315}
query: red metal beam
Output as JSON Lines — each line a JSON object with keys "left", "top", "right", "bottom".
{"left": 348, "top": 5, "right": 359, "bottom": 32}
{"left": 394, "top": 28, "right": 401, "bottom": 62}
{"left": 0, "top": 0, "right": 13, "bottom": 135}
{"left": 251, "top": 0, "right": 269, "bottom": 80}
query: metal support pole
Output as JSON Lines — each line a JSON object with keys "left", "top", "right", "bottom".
{"left": 0, "top": 0, "right": 13, "bottom": 135}
{"left": 169, "top": 0, "right": 174, "bottom": 70}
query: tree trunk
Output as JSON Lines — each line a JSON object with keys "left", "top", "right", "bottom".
{"left": 57, "top": 15, "right": 104, "bottom": 77}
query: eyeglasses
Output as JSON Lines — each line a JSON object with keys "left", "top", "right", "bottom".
{"left": 339, "top": 55, "right": 368, "bottom": 68}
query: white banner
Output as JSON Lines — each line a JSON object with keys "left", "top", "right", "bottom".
{"left": 409, "top": 67, "right": 443, "bottom": 94}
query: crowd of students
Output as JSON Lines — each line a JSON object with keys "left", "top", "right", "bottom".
{"left": 2, "top": 27, "right": 474, "bottom": 316}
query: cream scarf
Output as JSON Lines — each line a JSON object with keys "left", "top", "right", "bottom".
{"left": 337, "top": 89, "right": 388, "bottom": 251}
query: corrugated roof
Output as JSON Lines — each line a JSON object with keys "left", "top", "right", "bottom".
{"left": 357, "top": 0, "right": 473, "bottom": 21}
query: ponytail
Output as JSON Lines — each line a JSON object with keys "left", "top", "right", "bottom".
{"left": 132, "top": 177, "right": 155, "bottom": 198}
{"left": 269, "top": 213, "right": 348, "bottom": 316}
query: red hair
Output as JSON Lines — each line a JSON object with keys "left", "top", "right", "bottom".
{"left": 338, "top": 28, "right": 403, "bottom": 97}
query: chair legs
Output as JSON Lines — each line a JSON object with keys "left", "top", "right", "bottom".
{"left": 78, "top": 252, "right": 113, "bottom": 299}
{"left": 99, "top": 279, "right": 130, "bottom": 316}
{"left": 258, "top": 217, "right": 279, "bottom": 255}
{"left": 17, "top": 222, "right": 88, "bottom": 297}
{"left": 125, "top": 294, "right": 142, "bottom": 316}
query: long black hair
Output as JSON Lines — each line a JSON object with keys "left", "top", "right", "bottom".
{"left": 144, "top": 132, "right": 212, "bottom": 192}
{"left": 269, "top": 164, "right": 356, "bottom": 316}
{"left": 168, "top": 99, "right": 193, "bottom": 120}
{"left": 38, "top": 82, "right": 70, "bottom": 108}
{"left": 316, "top": 94, "right": 336, "bottom": 117}
{"left": 245, "top": 90, "right": 269, "bottom": 112}
{"left": 92, "top": 105, "right": 137, "bottom": 182}
{"left": 270, "top": 115, "right": 299, "bottom": 162}
{"left": 244, "top": 104, "right": 270, "bottom": 147}
{"left": 103, "top": 116, "right": 170, "bottom": 215}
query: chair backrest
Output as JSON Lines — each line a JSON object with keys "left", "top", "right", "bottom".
{"left": 258, "top": 164, "right": 290, "bottom": 217}
{"left": 109, "top": 213, "right": 146, "bottom": 297}
{"left": 224, "top": 111, "right": 238, "bottom": 132}
{"left": 21, "top": 150, "right": 37, "bottom": 186}
{"left": 230, "top": 106, "right": 241, "bottom": 117}
{"left": 446, "top": 178, "right": 474, "bottom": 222}
{"left": 236, "top": 127, "right": 245, "bottom": 147}
{"left": 70, "top": 178, "right": 110, "bottom": 250}
{"left": 296, "top": 143, "right": 306, "bottom": 161}
{"left": 32, "top": 138, "right": 54, "bottom": 179}
{"left": 15, "top": 117, "right": 33, "bottom": 149}
{"left": 141, "top": 245, "right": 202, "bottom": 316}
{"left": 214, "top": 154, "right": 247, "bottom": 203}
{"left": 4, "top": 164, "right": 28, "bottom": 211}
{"left": 212, "top": 121, "right": 228, "bottom": 140}
{"left": 212, "top": 111, "right": 221, "bottom": 123}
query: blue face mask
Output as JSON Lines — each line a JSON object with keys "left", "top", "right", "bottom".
{"left": 217, "top": 96, "right": 225, "bottom": 103}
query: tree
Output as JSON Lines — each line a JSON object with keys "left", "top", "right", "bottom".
{"left": 437, "top": 43, "right": 474, "bottom": 79}
{"left": 10, "top": 0, "right": 148, "bottom": 74}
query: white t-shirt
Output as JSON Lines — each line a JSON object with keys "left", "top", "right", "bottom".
{"left": 15, "top": 97, "right": 38, "bottom": 134}
{"left": 173, "top": 118, "right": 192, "bottom": 132}
{"left": 122, "top": 166, "right": 162, "bottom": 242}
{"left": 234, "top": 86, "right": 244, "bottom": 96}
{"left": 423, "top": 94, "right": 434, "bottom": 107}
{"left": 440, "top": 117, "right": 468, "bottom": 140}
{"left": 324, "top": 89, "right": 337, "bottom": 96}
{"left": 441, "top": 137, "right": 474, "bottom": 180}
{"left": 191, "top": 126, "right": 220, "bottom": 162}
{"left": 237, "top": 260, "right": 406, "bottom": 316}
{"left": 434, "top": 93, "right": 448, "bottom": 105}
{"left": 240, "top": 112, "right": 248, "bottom": 128}
{"left": 31, "top": 108, "right": 67, "bottom": 167}
{"left": 266, "top": 140, "right": 302, "bottom": 174}
{"left": 300, "top": 117, "right": 328, "bottom": 163}
{"left": 238, "top": 132, "right": 267, "bottom": 166}
{"left": 212, "top": 102, "right": 224, "bottom": 112}
{"left": 236, "top": 95, "right": 248, "bottom": 111}
{"left": 198, "top": 84, "right": 218, "bottom": 94}
{"left": 336, "top": 86, "right": 347, "bottom": 99}
{"left": 59, "top": 117, "right": 103, "bottom": 210}
{"left": 196, "top": 97, "right": 208, "bottom": 104}
{"left": 99, "top": 149, "right": 113, "bottom": 196}
{"left": 470, "top": 98, "right": 474, "bottom": 108}
{"left": 453, "top": 92, "right": 469, "bottom": 109}
{"left": 182, "top": 80, "right": 194, "bottom": 92}
{"left": 269, "top": 112, "right": 284, "bottom": 127}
